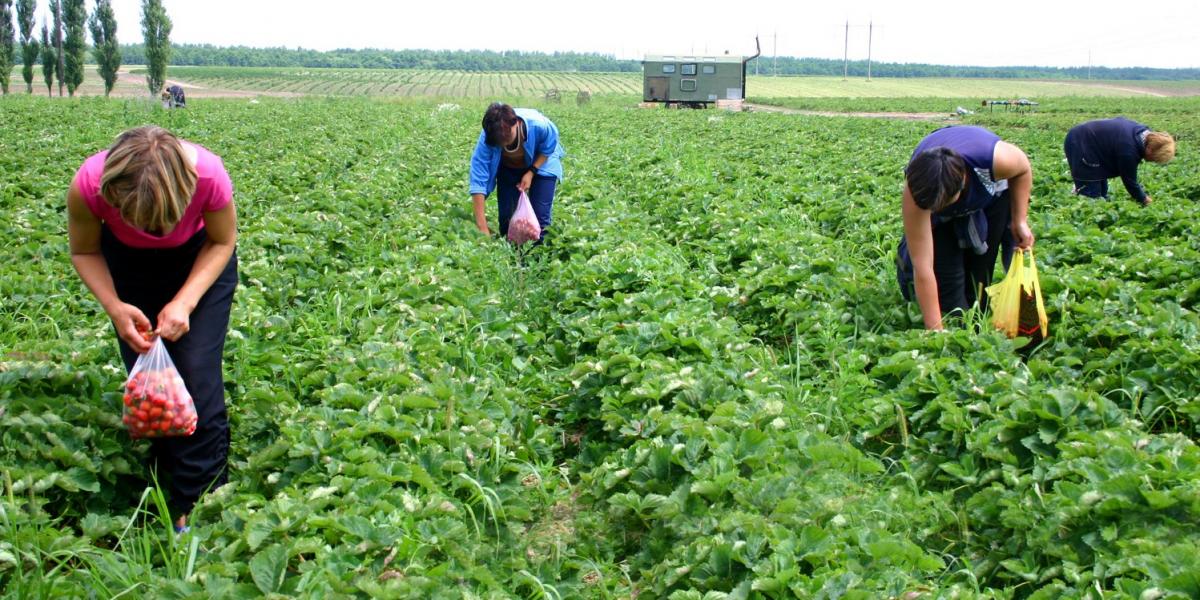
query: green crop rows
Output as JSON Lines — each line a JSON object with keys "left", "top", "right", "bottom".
{"left": 130, "top": 66, "right": 643, "bottom": 97}
{"left": 2, "top": 94, "right": 1199, "bottom": 598}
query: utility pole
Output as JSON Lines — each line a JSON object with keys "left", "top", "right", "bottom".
{"left": 773, "top": 30, "right": 777, "bottom": 76}
{"left": 866, "top": 20, "right": 873, "bottom": 81}
{"left": 842, "top": 20, "right": 849, "bottom": 80}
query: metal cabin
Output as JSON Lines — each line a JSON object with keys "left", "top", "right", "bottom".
{"left": 642, "top": 40, "right": 760, "bottom": 107}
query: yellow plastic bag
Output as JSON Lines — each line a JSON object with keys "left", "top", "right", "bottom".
{"left": 985, "top": 249, "right": 1048, "bottom": 342}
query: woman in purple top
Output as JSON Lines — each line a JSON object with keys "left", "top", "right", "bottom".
{"left": 897, "top": 125, "right": 1035, "bottom": 330}
{"left": 68, "top": 126, "right": 238, "bottom": 533}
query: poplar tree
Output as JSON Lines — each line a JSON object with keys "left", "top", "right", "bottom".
{"left": 51, "top": 0, "right": 63, "bottom": 96}
{"left": 0, "top": 0, "right": 14, "bottom": 94}
{"left": 16, "top": 0, "right": 36, "bottom": 93}
{"left": 89, "top": 0, "right": 119, "bottom": 96}
{"left": 63, "top": 0, "right": 86, "bottom": 95}
{"left": 39, "top": 20, "right": 51, "bottom": 95}
{"left": 140, "top": 0, "right": 170, "bottom": 95}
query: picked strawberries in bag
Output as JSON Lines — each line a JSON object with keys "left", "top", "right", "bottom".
{"left": 121, "top": 337, "right": 198, "bottom": 439}
{"left": 507, "top": 190, "right": 542, "bottom": 245}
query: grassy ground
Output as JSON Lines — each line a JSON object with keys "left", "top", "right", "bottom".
{"left": 2, "top": 92, "right": 1198, "bottom": 597}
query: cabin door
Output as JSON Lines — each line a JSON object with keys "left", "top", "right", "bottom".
{"left": 645, "top": 76, "right": 669, "bottom": 101}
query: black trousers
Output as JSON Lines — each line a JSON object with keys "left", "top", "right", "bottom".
{"left": 101, "top": 227, "right": 237, "bottom": 516}
{"left": 931, "top": 195, "right": 1012, "bottom": 315}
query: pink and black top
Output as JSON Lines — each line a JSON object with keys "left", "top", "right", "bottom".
{"left": 72, "top": 142, "right": 233, "bottom": 249}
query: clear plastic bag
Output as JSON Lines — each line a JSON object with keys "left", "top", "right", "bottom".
{"left": 507, "top": 190, "right": 542, "bottom": 245}
{"left": 121, "top": 337, "right": 198, "bottom": 438}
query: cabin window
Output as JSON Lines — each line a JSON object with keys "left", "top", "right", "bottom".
{"left": 681, "top": 79, "right": 697, "bottom": 91}
{"left": 662, "top": 64, "right": 676, "bottom": 74}
{"left": 702, "top": 65, "right": 716, "bottom": 75}
{"left": 681, "top": 64, "right": 697, "bottom": 75}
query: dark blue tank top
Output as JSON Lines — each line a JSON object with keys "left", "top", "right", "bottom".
{"left": 911, "top": 125, "right": 1004, "bottom": 222}
{"left": 896, "top": 126, "right": 1011, "bottom": 294}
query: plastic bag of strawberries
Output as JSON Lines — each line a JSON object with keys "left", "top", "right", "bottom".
{"left": 506, "top": 190, "right": 542, "bottom": 245}
{"left": 121, "top": 337, "right": 198, "bottom": 439}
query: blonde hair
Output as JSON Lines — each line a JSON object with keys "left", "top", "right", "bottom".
{"left": 1145, "top": 132, "right": 1176, "bottom": 164}
{"left": 100, "top": 126, "right": 198, "bottom": 233}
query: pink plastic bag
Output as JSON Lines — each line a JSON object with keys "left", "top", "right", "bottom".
{"left": 121, "top": 337, "right": 198, "bottom": 439}
{"left": 507, "top": 191, "right": 542, "bottom": 245}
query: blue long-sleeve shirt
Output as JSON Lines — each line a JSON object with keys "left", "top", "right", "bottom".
{"left": 1063, "top": 117, "right": 1149, "bottom": 203}
{"left": 468, "top": 108, "right": 564, "bottom": 197}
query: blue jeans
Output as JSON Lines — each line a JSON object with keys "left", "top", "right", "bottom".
{"left": 497, "top": 166, "right": 556, "bottom": 241}
{"left": 1073, "top": 179, "right": 1108, "bottom": 199}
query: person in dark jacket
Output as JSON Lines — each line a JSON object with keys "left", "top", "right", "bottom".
{"left": 1064, "top": 117, "right": 1175, "bottom": 206}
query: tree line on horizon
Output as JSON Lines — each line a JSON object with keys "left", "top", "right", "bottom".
{"left": 112, "top": 43, "right": 1200, "bottom": 81}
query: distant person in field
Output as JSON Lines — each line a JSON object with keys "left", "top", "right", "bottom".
{"left": 468, "top": 102, "right": 564, "bottom": 241}
{"left": 161, "top": 85, "right": 186, "bottom": 109}
{"left": 67, "top": 126, "right": 237, "bottom": 534}
{"left": 1064, "top": 117, "right": 1175, "bottom": 206}
{"left": 896, "top": 125, "right": 1035, "bottom": 330}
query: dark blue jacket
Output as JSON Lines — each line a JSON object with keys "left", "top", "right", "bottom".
{"left": 1064, "top": 117, "right": 1149, "bottom": 203}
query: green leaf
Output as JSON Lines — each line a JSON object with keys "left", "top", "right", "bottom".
{"left": 60, "top": 467, "right": 100, "bottom": 493}
{"left": 399, "top": 394, "right": 439, "bottom": 410}
{"left": 249, "top": 543, "right": 287, "bottom": 594}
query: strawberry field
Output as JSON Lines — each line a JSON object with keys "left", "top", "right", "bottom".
{"left": 2, "top": 94, "right": 1199, "bottom": 598}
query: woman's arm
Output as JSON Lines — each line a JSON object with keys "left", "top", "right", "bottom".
{"left": 518, "top": 153, "right": 548, "bottom": 192}
{"left": 519, "top": 118, "right": 556, "bottom": 192}
{"left": 468, "top": 132, "right": 496, "bottom": 233}
{"left": 993, "top": 141, "right": 1034, "bottom": 249}
{"left": 902, "top": 183, "right": 942, "bottom": 330}
{"left": 471, "top": 193, "right": 490, "bottom": 235}
{"left": 155, "top": 203, "right": 237, "bottom": 341}
{"left": 68, "top": 182, "right": 155, "bottom": 353}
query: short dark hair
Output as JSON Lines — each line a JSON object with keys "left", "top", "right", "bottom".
{"left": 905, "top": 147, "right": 967, "bottom": 212}
{"left": 482, "top": 102, "right": 519, "bottom": 147}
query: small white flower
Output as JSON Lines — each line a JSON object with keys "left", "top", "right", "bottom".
{"left": 308, "top": 486, "right": 338, "bottom": 501}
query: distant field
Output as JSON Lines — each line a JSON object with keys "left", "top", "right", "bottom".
{"left": 132, "top": 66, "right": 642, "bottom": 97}
{"left": 6, "top": 65, "right": 1196, "bottom": 99}
{"left": 4, "top": 65, "right": 156, "bottom": 98}
{"left": 745, "top": 75, "right": 1198, "bottom": 98}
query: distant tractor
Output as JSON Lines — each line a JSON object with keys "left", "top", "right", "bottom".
{"left": 642, "top": 38, "right": 761, "bottom": 108}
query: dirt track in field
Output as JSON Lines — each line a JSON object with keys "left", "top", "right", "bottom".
{"left": 111, "top": 68, "right": 305, "bottom": 98}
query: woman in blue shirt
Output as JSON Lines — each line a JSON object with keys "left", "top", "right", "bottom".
{"left": 897, "top": 126, "right": 1035, "bottom": 330}
{"left": 468, "top": 103, "right": 565, "bottom": 240}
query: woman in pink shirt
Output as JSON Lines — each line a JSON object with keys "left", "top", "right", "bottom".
{"left": 67, "top": 126, "right": 238, "bottom": 534}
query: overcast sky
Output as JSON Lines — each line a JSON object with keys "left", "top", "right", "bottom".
{"left": 38, "top": 0, "right": 1200, "bottom": 69}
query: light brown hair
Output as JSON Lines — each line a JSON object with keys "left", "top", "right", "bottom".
{"left": 100, "top": 126, "right": 198, "bottom": 233}
{"left": 1145, "top": 132, "right": 1176, "bottom": 164}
